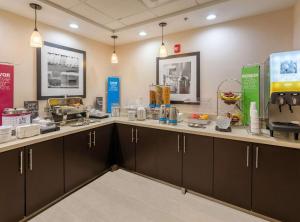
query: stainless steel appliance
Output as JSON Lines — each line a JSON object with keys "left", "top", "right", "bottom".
{"left": 264, "top": 50, "right": 300, "bottom": 139}
{"left": 159, "top": 105, "right": 167, "bottom": 124}
{"left": 168, "top": 106, "right": 178, "bottom": 125}
{"left": 47, "top": 97, "right": 87, "bottom": 124}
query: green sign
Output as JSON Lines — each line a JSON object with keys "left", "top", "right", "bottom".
{"left": 241, "top": 65, "right": 260, "bottom": 125}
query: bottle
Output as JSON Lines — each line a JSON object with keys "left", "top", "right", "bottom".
{"left": 250, "top": 102, "right": 260, "bottom": 134}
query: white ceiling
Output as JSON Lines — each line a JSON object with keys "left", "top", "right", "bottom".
{"left": 0, "top": 0, "right": 296, "bottom": 45}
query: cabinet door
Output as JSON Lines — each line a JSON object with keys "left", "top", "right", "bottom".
{"left": 26, "top": 138, "right": 64, "bottom": 215}
{"left": 183, "top": 134, "right": 213, "bottom": 196}
{"left": 213, "top": 138, "right": 252, "bottom": 209}
{"left": 156, "top": 130, "right": 182, "bottom": 186}
{"left": 0, "top": 149, "right": 25, "bottom": 222}
{"left": 64, "top": 130, "right": 92, "bottom": 192}
{"left": 91, "top": 124, "right": 113, "bottom": 175}
{"left": 116, "top": 124, "right": 136, "bottom": 171}
{"left": 252, "top": 144, "right": 300, "bottom": 222}
{"left": 136, "top": 127, "right": 158, "bottom": 178}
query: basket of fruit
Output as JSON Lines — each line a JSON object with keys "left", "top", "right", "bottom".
{"left": 220, "top": 91, "right": 241, "bottom": 105}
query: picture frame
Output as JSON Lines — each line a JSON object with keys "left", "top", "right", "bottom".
{"left": 156, "top": 52, "right": 200, "bottom": 104}
{"left": 37, "top": 41, "right": 86, "bottom": 100}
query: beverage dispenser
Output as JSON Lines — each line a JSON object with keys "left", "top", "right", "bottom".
{"left": 264, "top": 50, "right": 300, "bottom": 139}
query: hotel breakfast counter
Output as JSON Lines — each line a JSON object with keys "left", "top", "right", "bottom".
{"left": 0, "top": 116, "right": 299, "bottom": 154}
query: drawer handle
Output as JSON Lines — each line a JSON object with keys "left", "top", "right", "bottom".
{"left": 135, "top": 128, "right": 138, "bottom": 144}
{"left": 88, "top": 132, "right": 92, "bottom": 149}
{"left": 19, "top": 151, "right": 23, "bottom": 175}
{"left": 246, "top": 145, "right": 250, "bottom": 167}
{"left": 92, "top": 131, "right": 96, "bottom": 147}
{"left": 131, "top": 128, "right": 134, "bottom": 143}
{"left": 183, "top": 135, "right": 186, "bottom": 154}
{"left": 255, "top": 146, "right": 259, "bottom": 169}
{"left": 177, "top": 134, "right": 180, "bottom": 153}
{"left": 29, "top": 149, "right": 33, "bottom": 171}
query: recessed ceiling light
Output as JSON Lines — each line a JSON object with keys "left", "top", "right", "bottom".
{"left": 206, "top": 14, "right": 216, "bottom": 20}
{"left": 69, "top": 23, "right": 79, "bottom": 29}
{"left": 139, "top": 31, "right": 147, "bottom": 36}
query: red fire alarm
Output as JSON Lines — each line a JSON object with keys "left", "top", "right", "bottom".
{"left": 174, "top": 44, "right": 181, "bottom": 54}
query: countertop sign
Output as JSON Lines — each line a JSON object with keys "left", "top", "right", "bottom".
{"left": 0, "top": 63, "right": 14, "bottom": 125}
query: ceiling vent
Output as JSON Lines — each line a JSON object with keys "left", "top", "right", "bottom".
{"left": 141, "top": 0, "right": 175, "bottom": 8}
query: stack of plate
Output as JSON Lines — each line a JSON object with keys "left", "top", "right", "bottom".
{"left": 186, "top": 118, "right": 210, "bottom": 128}
{"left": 0, "top": 126, "right": 12, "bottom": 144}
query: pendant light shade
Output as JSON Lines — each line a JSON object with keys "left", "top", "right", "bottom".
{"left": 159, "top": 43, "right": 168, "bottom": 58}
{"left": 30, "top": 29, "right": 43, "bottom": 48}
{"left": 111, "top": 52, "right": 118, "bottom": 64}
{"left": 159, "top": 22, "right": 168, "bottom": 57}
{"left": 111, "top": 35, "right": 118, "bottom": 64}
{"left": 30, "top": 3, "right": 43, "bottom": 48}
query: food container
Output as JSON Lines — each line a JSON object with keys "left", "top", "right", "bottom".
{"left": 128, "top": 110, "right": 136, "bottom": 121}
{"left": 149, "top": 85, "right": 156, "bottom": 108}
{"left": 137, "top": 107, "right": 146, "bottom": 121}
{"left": 216, "top": 116, "right": 231, "bottom": 130}
{"left": 111, "top": 104, "right": 120, "bottom": 117}
{"left": 0, "top": 126, "right": 12, "bottom": 144}
{"left": 0, "top": 125, "right": 12, "bottom": 135}
{"left": 162, "top": 86, "right": 170, "bottom": 106}
{"left": 155, "top": 85, "right": 163, "bottom": 107}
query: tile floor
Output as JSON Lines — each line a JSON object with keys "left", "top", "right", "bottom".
{"left": 30, "top": 170, "right": 268, "bottom": 222}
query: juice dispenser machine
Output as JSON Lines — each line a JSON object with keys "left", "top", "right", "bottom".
{"left": 265, "top": 50, "right": 300, "bottom": 140}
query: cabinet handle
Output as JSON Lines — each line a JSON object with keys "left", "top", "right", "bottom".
{"left": 255, "top": 146, "right": 259, "bottom": 169}
{"left": 246, "top": 145, "right": 250, "bottom": 167}
{"left": 177, "top": 134, "right": 180, "bottom": 153}
{"left": 88, "top": 132, "right": 92, "bottom": 149}
{"left": 135, "top": 128, "right": 138, "bottom": 144}
{"left": 92, "top": 131, "right": 96, "bottom": 147}
{"left": 19, "top": 151, "right": 23, "bottom": 175}
{"left": 183, "top": 135, "right": 186, "bottom": 154}
{"left": 131, "top": 128, "right": 135, "bottom": 143}
{"left": 29, "top": 149, "right": 33, "bottom": 171}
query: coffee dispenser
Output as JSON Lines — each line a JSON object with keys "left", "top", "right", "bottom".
{"left": 264, "top": 50, "right": 300, "bottom": 139}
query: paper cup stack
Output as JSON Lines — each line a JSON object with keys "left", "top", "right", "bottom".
{"left": 250, "top": 102, "right": 260, "bottom": 134}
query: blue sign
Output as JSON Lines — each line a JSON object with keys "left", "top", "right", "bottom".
{"left": 106, "top": 76, "right": 120, "bottom": 113}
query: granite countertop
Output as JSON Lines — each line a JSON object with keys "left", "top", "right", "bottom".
{"left": 0, "top": 117, "right": 299, "bottom": 154}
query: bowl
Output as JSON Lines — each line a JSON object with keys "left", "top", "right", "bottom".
{"left": 216, "top": 116, "right": 231, "bottom": 129}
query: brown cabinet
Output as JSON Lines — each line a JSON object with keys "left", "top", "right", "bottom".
{"left": 25, "top": 138, "right": 64, "bottom": 215}
{"left": 182, "top": 134, "right": 213, "bottom": 196}
{"left": 135, "top": 127, "right": 158, "bottom": 178}
{"left": 136, "top": 127, "right": 181, "bottom": 186}
{"left": 0, "top": 149, "right": 25, "bottom": 222}
{"left": 91, "top": 125, "right": 113, "bottom": 176}
{"left": 64, "top": 129, "right": 95, "bottom": 192}
{"left": 213, "top": 138, "right": 252, "bottom": 209}
{"left": 116, "top": 124, "right": 136, "bottom": 171}
{"left": 64, "top": 125, "right": 113, "bottom": 192}
{"left": 252, "top": 144, "right": 300, "bottom": 222}
{"left": 156, "top": 130, "right": 182, "bottom": 186}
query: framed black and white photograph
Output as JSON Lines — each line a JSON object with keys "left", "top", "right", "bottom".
{"left": 156, "top": 52, "right": 200, "bottom": 104}
{"left": 37, "top": 41, "right": 86, "bottom": 100}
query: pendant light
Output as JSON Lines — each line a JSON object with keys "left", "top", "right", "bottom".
{"left": 111, "top": 35, "right": 119, "bottom": 64}
{"left": 159, "top": 22, "right": 168, "bottom": 57}
{"left": 30, "top": 3, "right": 43, "bottom": 48}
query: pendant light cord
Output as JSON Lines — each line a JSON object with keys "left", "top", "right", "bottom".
{"left": 113, "top": 37, "right": 116, "bottom": 53}
{"left": 34, "top": 8, "right": 37, "bottom": 31}
{"left": 161, "top": 25, "right": 164, "bottom": 44}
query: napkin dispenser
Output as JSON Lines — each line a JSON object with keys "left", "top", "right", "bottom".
{"left": 16, "top": 124, "right": 40, "bottom": 139}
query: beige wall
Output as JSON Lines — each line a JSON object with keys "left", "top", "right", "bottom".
{"left": 294, "top": 0, "right": 300, "bottom": 49}
{"left": 0, "top": 9, "right": 113, "bottom": 114}
{"left": 0, "top": 7, "right": 297, "bottom": 116}
{"left": 116, "top": 8, "right": 294, "bottom": 114}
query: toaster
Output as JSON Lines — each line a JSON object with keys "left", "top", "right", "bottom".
{"left": 16, "top": 124, "right": 41, "bottom": 139}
